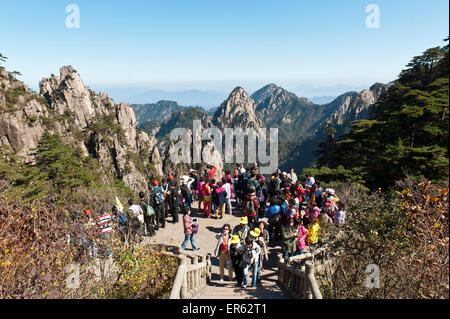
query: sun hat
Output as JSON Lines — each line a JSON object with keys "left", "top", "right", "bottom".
{"left": 240, "top": 217, "right": 248, "bottom": 225}
{"left": 250, "top": 228, "right": 261, "bottom": 237}
{"left": 153, "top": 180, "right": 159, "bottom": 185}
{"left": 181, "top": 175, "right": 189, "bottom": 183}
{"left": 230, "top": 235, "right": 240, "bottom": 244}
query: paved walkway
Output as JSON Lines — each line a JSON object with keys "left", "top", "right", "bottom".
{"left": 145, "top": 200, "right": 291, "bottom": 299}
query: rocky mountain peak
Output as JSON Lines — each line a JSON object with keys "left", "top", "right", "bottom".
{"left": 1, "top": 65, "right": 163, "bottom": 191}
{"left": 251, "top": 83, "right": 280, "bottom": 104}
{"left": 212, "top": 87, "right": 262, "bottom": 130}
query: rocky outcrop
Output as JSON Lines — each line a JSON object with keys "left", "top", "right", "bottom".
{"left": 314, "top": 82, "right": 390, "bottom": 136}
{"left": 256, "top": 87, "right": 314, "bottom": 125}
{"left": 213, "top": 87, "right": 263, "bottom": 130}
{"left": 0, "top": 66, "right": 163, "bottom": 191}
{"left": 251, "top": 83, "right": 280, "bottom": 105}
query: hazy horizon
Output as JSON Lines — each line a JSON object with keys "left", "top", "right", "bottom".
{"left": 1, "top": 0, "right": 448, "bottom": 107}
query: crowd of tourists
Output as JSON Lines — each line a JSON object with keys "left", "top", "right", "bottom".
{"left": 77, "top": 162, "right": 347, "bottom": 289}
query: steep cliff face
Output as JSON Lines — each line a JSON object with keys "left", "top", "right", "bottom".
{"left": 0, "top": 66, "right": 163, "bottom": 191}
{"left": 254, "top": 86, "right": 323, "bottom": 141}
{"left": 313, "top": 82, "right": 390, "bottom": 137}
{"left": 213, "top": 87, "right": 263, "bottom": 130}
{"left": 277, "top": 83, "right": 391, "bottom": 172}
{"left": 251, "top": 83, "right": 280, "bottom": 105}
{"left": 256, "top": 87, "right": 315, "bottom": 124}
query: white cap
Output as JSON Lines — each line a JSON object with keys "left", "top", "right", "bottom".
{"left": 189, "top": 169, "right": 195, "bottom": 173}
{"left": 282, "top": 172, "right": 287, "bottom": 176}
{"left": 240, "top": 168, "right": 246, "bottom": 174}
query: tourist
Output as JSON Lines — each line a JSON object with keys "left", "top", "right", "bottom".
{"left": 334, "top": 201, "right": 346, "bottom": 225}
{"left": 232, "top": 217, "right": 250, "bottom": 244}
{"left": 243, "top": 185, "right": 260, "bottom": 229}
{"left": 198, "top": 176, "right": 205, "bottom": 210}
{"left": 236, "top": 168, "right": 247, "bottom": 206}
{"left": 241, "top": 236, "right": 261, "bottom": 288}
{"left": 307, "top": 215, "right": 320, "bottom": 249}
{"left": 140, "top": 190, "right": 155, "bottom": 237}
{"left": 202, "top": 178, "right": 212, "bottom": 218}
{"left": 281, "top": 217, "right": 299, "bottom": 259}
{"left": 214, "top": 224, "right": 233, "bottom": 282}
{"left": 205, "top": 164, "right": 217, "bottom": 181}
{"left": 168, "top": 181, "right": 180, "bottom": 224}
{"left": 281, "top": 172, "right": 290, "bottom": 189}
{"left": 229, "top": 235, "right": 243, "bottom": 287}
{"left": 112, "top": 205, "right": 127, "bottom": 241}
{"left": 150, "top": 180, "right": 166, "bottom": 229}
{"left": 257, "top": 222, "right": 270, "bottom": 271}
{"left": 297, "top": 219, "right": 308, "bottom": 271}
{"left": 289, "top": 168, "right": 297, "bottom": 185}
{"left": 213, "top": 181, "right": 228, "bottom": 220}
{"left": 180, "top": 175, "right": 194, "bottom": 212}
{"left": 222, "top": 176, "right": 233, "bottom": 215}
{"left": 266, "top": 198, "right": 282, "bottom": 242}
{"left": 256, "top": 179, "right": 268, "bottom": 219}
{"left": 181, "top": 208, "right": 199, "bottom": 251}
{"left": 189, "top": 169, "right": 199, "bottom": 202}
{"left": 127, "top": 199, "right": 144, "bottom": 239}
{"left": 305, "top": 173, "right": 315, "bottom": 190}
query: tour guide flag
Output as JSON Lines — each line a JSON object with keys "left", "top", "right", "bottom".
{"left": 115, "top": 196, "right": 123, "bottom": 212}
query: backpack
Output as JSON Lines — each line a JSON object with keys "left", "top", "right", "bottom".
{"left": 192, "top": 175, "right": 199, "bottom": 190}
{"left": 211, "top": 185, "right": 219, "bottom": 203}
{"left": 118, "top": 212, "right": 128, "bottom": 227}
{"left": 270, "top": 178, "right": 279, "bottom": 193}
{"left": 246, "top": 179, "right": 255, "bottom": 193}
{"left": 154, "top": 190, "right": 165, "bottom": 205}
{"left": 141, "top": 200, "right": 155, "bottom": 217}
{"left": 203, "top": 169, "right": 211, "bottom": 183}
{"left": 181, "top": 184, "right": 190, "bottom": 199}
{"left": 245, "top": 196, "right": 256, "bottom": 216}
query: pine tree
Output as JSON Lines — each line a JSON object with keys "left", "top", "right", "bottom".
{"left": 33, "top": 131, "right": 93, "bottom": 193}
{"left": 309, "top": 38, "right": 449, "bottom": 190}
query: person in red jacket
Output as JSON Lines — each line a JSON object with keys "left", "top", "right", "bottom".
{"left": 206, "top": 164, "right": 217, "bottom": 180}
{"left": 202, "top": 181, "right": 212, "bottom": 218}
{"left": 243, "top": 185, "right": 260, "bottom": 229}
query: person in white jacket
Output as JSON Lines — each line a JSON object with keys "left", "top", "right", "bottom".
{"left": 222, "top": 176, "right": 233, "bottom": 215}
{"left": 214, "top": 224, "right": 232, "bottom": 282}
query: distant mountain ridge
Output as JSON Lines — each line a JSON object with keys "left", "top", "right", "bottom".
{"left": 136, "top": 82, "right": 390, "bottom": 173}
{"left": 132, "top": 100, "right": 185, "bottom": 123}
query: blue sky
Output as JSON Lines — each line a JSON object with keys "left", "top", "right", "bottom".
{"left": 0, "top": 0, "right": 448, "bottom": 100}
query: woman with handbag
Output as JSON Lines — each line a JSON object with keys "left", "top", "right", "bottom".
{"left": 181, "top": 209, "right": 199, "bottom": 251}
{"left": 214, "top": 224, "right": 233, "bottom": 282}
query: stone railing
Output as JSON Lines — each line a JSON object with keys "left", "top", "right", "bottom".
{"left": 169, "top": 253, "right": 212, "bottom": 299}
{"left": 277, "top": 245, "right": 330, "bottom": 299}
